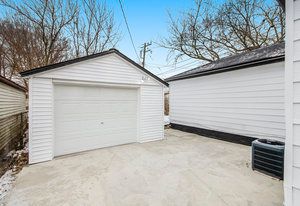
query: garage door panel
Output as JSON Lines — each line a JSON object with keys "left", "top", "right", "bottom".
{"left": 54, "top": 84, "right": 138, "bottom": 156}
{"left": 57, "top": 129, "right": 136, "bottom": 142}
{"left": 55, "top": 112, "right": 101, "bottom": 121}
{"left": 101, "top": 115, "right": 136, "bottom": 121}
{"left": 55, "top": 86, "right": 102, "bottom": 100}
{"left": 55, "top": 114, "right": 136, "bottom": 132}
{"left": 56, "top": 130, "right": 100, "bottom": 141}
{"left": 55, "top": 104, "right": 101, "bottom": 118}
{"left": 106, "top": 105, "right": 136, "bottom": 113}
{"left": 56, "top": 130, "right": 136, "bottom": 154}
{"left": 101, "top": 101, "right": 136, "bottom": 110}
{"left": 100, "top": 87, "right": 137, "bottom": 100}
{"left": 56, "top": 119, "right": 136, "bottom": 133}
{"left": 57, "top": 140, "right": 130, "bottom": 155}
{"left": 100, "top": 117, "right": 136, "bottom": 132}
{"left": 55, "top": 121, "right": 100, "bottom": 133}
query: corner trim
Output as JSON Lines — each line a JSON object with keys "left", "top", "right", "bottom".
{"left": 171, "top": 123, "right": 257, "bottom": 146}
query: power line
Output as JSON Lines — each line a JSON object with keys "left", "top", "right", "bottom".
{"left": 157, "top": 61, "right": 201, "bottom": 75}
{"left": 156, "top": 60, "right": 200, "bottom": 72}
{"left": 146, "top": 58, "right": 197, "bottom": 68}
{"left": 117, "top": 0, "right": 139, "bottom": 60}
{"left": 158, "top": 68, "right": 191, "bottom": 78}
{"left": 174, "top": 60, "right": 200, "bottom": 68}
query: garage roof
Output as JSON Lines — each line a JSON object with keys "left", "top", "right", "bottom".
{"left": 166, "top": 42, "right": 285, "bottom": 82}
{"left": 20, "top": 49, "right": 168, "bottom": 86}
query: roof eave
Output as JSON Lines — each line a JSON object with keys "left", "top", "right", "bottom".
{"left": 0, "top": 75, "right": 27, "bottom": 92}
{"left": 20, "top": 49, "right": 168, "bottom": 87}
{"left": 20, "top": 49, "right": 116, "bottom": 77}
{"left": 166, "top": 55, "right": 285, "bottom": 82}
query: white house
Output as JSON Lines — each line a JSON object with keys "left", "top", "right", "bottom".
{"left": 284, "top": 0, "right": 300, "bottom": 205}
{"left": 20, "top": 49, "right": 168, "bottom": 164}
{"left": 166, "top": 43, "right": 285, "bottom": 145}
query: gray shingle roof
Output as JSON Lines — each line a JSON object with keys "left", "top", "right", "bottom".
{"left": 166, "top": 43, "right": 285, "bottom": 82}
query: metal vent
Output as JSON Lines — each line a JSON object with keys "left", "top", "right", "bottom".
{"left": 252, "top": 139, "right": 284, "bottom": 179}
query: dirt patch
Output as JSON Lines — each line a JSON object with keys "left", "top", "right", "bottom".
{"left": 0, "top": 131, "right": 28, "bottom": 202}
{"left": 0, "top": 131, "right": 28, "bottom": 177}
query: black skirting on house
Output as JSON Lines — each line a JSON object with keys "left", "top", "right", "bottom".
{"left": 170, "top": 123, "right": 257, "bottom": 146}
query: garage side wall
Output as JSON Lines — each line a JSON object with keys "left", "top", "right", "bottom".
{"left": 29, "top": 78, "right": 53, "bottom": 164}
{"left": 140, "top": 85, "right": 164, "bottom": 142}
{"left": 169, "top": 62, "right": 285, "bottom": 141}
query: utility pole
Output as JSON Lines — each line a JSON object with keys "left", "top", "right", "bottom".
{"left": 140, "top": 42, "right": 152, "bottom": 67}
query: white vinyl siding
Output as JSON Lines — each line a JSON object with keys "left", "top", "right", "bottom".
{"left": 28, "top": 78, "right": 53, "bottom": 164}
{"left": 140, "top": 85, "right": 164, "bottom": 142}
{"left": 38, "top": 54, "right": 157, "bottom": 86}
{"left": 0, "top": 82, "right": 26, "bottom": 118}
{"left": 0, "top": 81, "right": 26, "bottom": 152}
{"left": 169, "top": 62, "right": 285, "bottom": 141}
{"left": 27, "top": 53, "right": 165, "bottom": 164}
{"left": 285, "top": 0, "right": 300, "bottom": 205}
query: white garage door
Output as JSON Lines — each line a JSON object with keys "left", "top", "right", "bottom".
{"left": 54, "top": 84, "right": 138, "bottom": 156}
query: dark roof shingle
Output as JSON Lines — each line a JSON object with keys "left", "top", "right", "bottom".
{"left": 166, "top": 43, "right": 285, "bottom": 82}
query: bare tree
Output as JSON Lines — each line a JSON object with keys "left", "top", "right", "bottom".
{"left": 162, "top": 0, "right": 285, "bottom": 62}
{"left": 69, "top": 0, "right": 119, "bottom": 57}
{"left": 0, "top": 0, "right": 77, "bottom": 86}
{"left": 0, "top": 36, "right": 6, "bottom": 77}
{"left": 0, "top": 17, "right": 66, "bottom": 87}
{"left": 0, "top": 0, "right": 77, "bottom": 65}
{"left": 0, "top": 0, "right": 120, "bottom": 85}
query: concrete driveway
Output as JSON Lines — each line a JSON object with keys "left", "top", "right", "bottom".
{"left": 4, "top": 129, "right": 283, "bottom": 206}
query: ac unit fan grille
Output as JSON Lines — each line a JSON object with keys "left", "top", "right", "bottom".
{"left": 252, "top": 140, "right": 284, "bottom": 180}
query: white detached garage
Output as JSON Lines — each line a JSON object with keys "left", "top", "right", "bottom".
{"left": 166, "top": 43, "right": 285, "bottom": 145}
{"left": 21, "top": 49, "right": 168, "bottom": 164}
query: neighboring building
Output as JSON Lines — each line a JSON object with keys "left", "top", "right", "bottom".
{"left": 284, "top": 0, "right": 300, "bottom": 205}
{"left": 166, "top": 43, "right": 285, "bottom": 145}
{"left": 0, "top": 75, "right": 27, "bottom": 157}
{"left": 20, "top": 49, "right": 168, "bottom": 164}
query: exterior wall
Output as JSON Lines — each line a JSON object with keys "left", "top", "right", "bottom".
{"left": 284, "top": 0, "right": 300, "bottom": 205}
{"left": 38, "top": 54, "right": 158, "bottom": 86}
{"left": 169, "top": 62, "right": 285, "bottom": 141}
{"left": 0, "top": 81, "right": 26, "bottom": 118}
{"left": 140, "top": 85, "right": 164, "bottom": 142}
{"left": 28, "top": 78, "right": 53, "bottom": 164}
{"left": 0, "top": 80, "right": 26, "bottom": 155}
{"left": 28, "top": 54, "right": 164, "bottom": 164}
